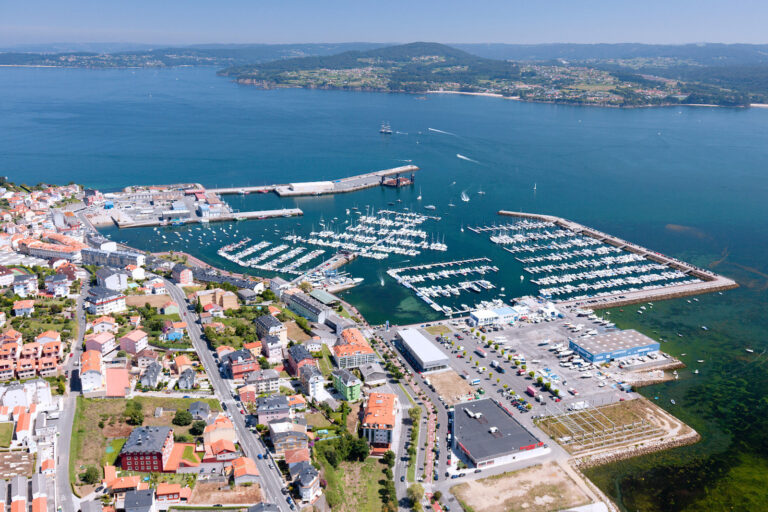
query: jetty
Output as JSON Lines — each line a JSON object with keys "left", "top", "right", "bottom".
{"left": 497, "top": 210, "right": 738, "bottom": 308}
{"left": 209, "top": 165, "right": 419, "bottom": 197}
{"left": 114, "top": 208, "right": 302, "bottom": 228}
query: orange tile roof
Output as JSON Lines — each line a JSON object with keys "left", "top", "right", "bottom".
{"left": 210, "top": 439, "right": 236, "bottom": 455}
{"left": 31, "top": 497, "right": 46, "bottom": 512}
{"left": 216, "top": 345, "right": 235, "bottom": 355}
{"left": 109, "top": 476, "right": 140, "bottom": 491}
{"left": 362, "top": 393, "right": 397, "bottom": 429}
{"left": 288, "top": 395, "right": 306, "bottom": 407}
{"left": 121, "top": 329, "right": 147, "bottom": 343}
{"left": 35, "top": 330, "right": 60, "bottom": 342}
{"left": 86, "top": 332, "right": 114, "bottom": 345}
{"left": 174, "top": 355, "right": 192, "bottom": 367}
{"left": 2, "top": 329, "right": 22, "bottom": 342}
{"left": 204, "top": 414, "right": 233, "bottom": 433}
{"left": 11, "top": 501, "right": 25, "bottom": 512}
{"left": 179, "top": 488, "right": 191, "bottom": 500}
{"left": 103, "top": 465, "right": 117, "bottom": 486}
{"left": 156, "top": 483, "right": 182, "bottom": 496}
{"left": 231, "top": 456, "right": 259, "bottom": 478}
{"left": 334, "top": 328, "right": 374, "bottom": 358}
{"left": 284, "top": 448, "right": 310, "bottom": 465}
{"left": 15, "top": 412, "right": 31, "bottom": 432}
{"left": 243, "top": 341, "right": 262, "bottom": 349}
{"left": 93, "top": 315, "right": 116, "bottom": 325}
{"left": 172, "top": 322, "right": 187, "bottom": 329}
{"left": 81, "top": 349, "right": 102, "bottom": 374}
{"left": 41, "top": 459, "right": 55, "bottom": 471}
{"left": 13, "top": 300, "right": 34, "bottom": 309}
{"left": 105, "top": 368, "right": 130, "bottom": 397}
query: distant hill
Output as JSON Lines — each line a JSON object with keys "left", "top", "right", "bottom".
{"left": 220, "top": 42, "right": 521, "bottom": 92}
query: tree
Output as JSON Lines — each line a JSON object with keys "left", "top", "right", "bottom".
{"left": 537, "top": 376, "right": 543, "bottom": 385}
{"left": 81, "top": 465, "right": 100, "bottom": 485}
{"left": 348, "top": 437, "right": 369, "bottom": 461}
{"left": 432, "top": 491, "right": 443, "bottom": 502}
{"left": 382, "top": 450, "right": 396, "bottom": 468}
{"left": 325, "top": 449, "right": 339, "bottom": 468}
{"left": 299, "top": 281, "right": 313, "bottom": 293}
{"left": 528, "top": 371, "right": 535, "bottom": 379}
{"left": 190, "top": 420, "right": 207, "bottom": 436}
{"left": 407, "top": 484, "right": 424, "bottom": 506}
{"left": 172, "top": 410, "right": 193, "bottom": 426}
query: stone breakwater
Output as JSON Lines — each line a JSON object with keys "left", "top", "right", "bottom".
{"left": 573, "top": 429, "right": 701, "bottom": 470}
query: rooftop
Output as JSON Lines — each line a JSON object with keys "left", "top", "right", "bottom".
{"left": 397, "top": 328, "right": 449, "bottom": 369}
{"left": 121, "top": 426, "right": 172, "bottom": 455}
{"left": 362, "top": 392, "right": 397, "bottom": 429}
{"left": 572, "top": 329, "right": 659, "bottom": 356}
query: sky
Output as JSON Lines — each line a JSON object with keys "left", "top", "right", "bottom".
{"left": 1, "top": 0, "right": 766, "bottom": 47}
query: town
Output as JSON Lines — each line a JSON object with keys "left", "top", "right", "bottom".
{"left": 0, "top": 180, "right": 711, "bottom": 512}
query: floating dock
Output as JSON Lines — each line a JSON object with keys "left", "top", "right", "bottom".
{"left": 497, "top": 210, "right": 738, "bottom": 308}
{"left": 208, "top": 165, "right": 419, "bottom": 197}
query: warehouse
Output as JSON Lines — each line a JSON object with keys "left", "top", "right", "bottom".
{"left": 395, "top": 328, "right": 450, "bottom": 373}
{"left": 568, "top": 329, "right": 660, "bottom": 363}
{"left": 452, "top": 399, "right": 548, "bottom": 468}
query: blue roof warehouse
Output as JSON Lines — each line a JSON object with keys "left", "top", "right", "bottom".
{"left": 568, "top": 329, "right": 660, "bottom": 363}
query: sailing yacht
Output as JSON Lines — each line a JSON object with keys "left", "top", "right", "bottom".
{"left": 417, "top": 188, "right": 422, "bottom": 201}
{"left": 461, "top": 191, "right": 470, "bottom": 202}
{"left": 533, "top": 183, "right": 537, "bottom": 191}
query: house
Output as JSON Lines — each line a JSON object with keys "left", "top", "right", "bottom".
{"left": 271, "top": 429, "right": 309, "bottom": 457}
{"left": 193, "top": 288, "right": 239, "bottom": 311}
{"left": 13, "top": 410, "right": 32, "bottom": 443}
{"left": 171, "top": 265, "right": 193, "bottom": 285}
{"left": 284, "top": 447, "right": 311, "bottom": 470}
{"left": 12, "top": 300, "right": 35, "bottom": 317}
{"left": 44, "top": 273, "right": 69, "bottom": 297}
{"left": 215, "top": 345, "right": 235, "bottom": 359}
{"left": 332, "top": 369, "right": 362, "bottom": 401}
{"left": 123, "top": 489, "right": 156, "bottom": 512}
{"left": 0, "top": 361, "right": 14, "bottom": 381}
{"left": 16, "top": 358, "right": 37, "bottom": 379}
{"left": 189, "top": 401, "right": 210, "bottom": 421}
{"left": 80, "top": 350, "right": 105, "bottom": 394}
{"left": 159, "top": 301, "right": 179, "bottom": 316}
{"left": 361, "top": 393, "right": 399, "bottom": 453}
{"left": 332, "top": 328, "right": 376, "bottom": 369}
{"left": 12, "top": 275, "right": 37, "bottom": 298}
{"left": 173, "top": 355, "right": 193, "bottom": 374}
{"left": 120, "top": 330, "right": 148, "bottom": 355}
{"left": 254, "top": 315, "right": 287, "bottom": 347}
{"left": 37, "top": 356, "right": 58, "bottom": 377}
{"left": 125, "top": 265, "right": 145, "bottom": 281}
{"left": 302, "top": 339, "right": 322, "bottom": 353}
{"left": 285, "top": 292, "right": 330, "bottom": 324}
{"left": 299, "top": 365, "right": 324, "bottom": 400}
{"left": 91, "top": 316, "right": 118, "bottom": 333}
{"left": 85, "top": 332, "right": 117, "bottom": 354}
{"left": 162, "top": 321, "right": 187, "bottom": 342}
{"left": 231, "top": 456, "right": 260, "bottom": 485}
{"left": 96, "top": 268, "right": 129, "bottom": 292}
{"left": 106, "top": 368, "right": 131, "bottom": 398}
{"left": 237, "top": 384, "right": 257, "bottom": 403}
{"left": 140, "top": 362, "right": 162, "bottom": 389}
{"left": 296, "top": 463, "right": 320, "bottom": 502}
{"left": 287, "top": 345, "right": 316, "bottom": 376}
{"left": 86, "top": 287, "right": 127, "bottom": 315}
{"left": 119, "top": 426, "right": 175, "bottom": 472}
{"left": 148, "top": 280, "right": 167, "bottom": 295}
{"left": 262, "top": 335, "right": 284, "bottom": 364}
{"left": 154, "top": 483, "right": 183, "bottom": 504}
{"left": 359, "top": 362, "right": 387, "bottom": 387}
{"left": 256, "top": 395, "right": 290, "bottom": 425}
{"left": 203, "top": 438, "right": 238, "bottom": 463}
{"left": 0, "top": 266, "right": 14, "bottom": 287}
{"left": 203, "top": 414, "right": 237, "bottom": 447}
{"left": 178, "top": 368, "right": 196, "bottom": 390}
{"left": 34, "top": 330, "right": 60, "bottom": 345}
{"left": 135, "top": 349, "right": 159, "bottom": 369}
{"left": 0, "top": 311, "right": 5, "bottom": 328}
{"left": 243, "top": 341, "right": 262, "bottom": 358}
{"left": 221, "top": 349, "right": 258, "bottom": 380}
{"left": 244, "top": 369, "right": 280, "bottom": 394}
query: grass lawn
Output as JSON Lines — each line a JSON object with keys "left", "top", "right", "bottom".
{"left": 305, "top": 412, "right": 333, "bottom": 430}
{"left": 317, "top": 345, "right": 334, "bottom": 377}
{"left": 424, "top": 324, "right": 452, "bottom": 336}
{"left": 70, "top": 396, "right": 221, "bottom": 489}
{"left": 104, "top": 438, "right": 126, "bottom": 466}
{"left": 182, "top": 445, "right": 200, "bottom": 464}
{"left": 0, "top": 423, "right": 13, "bottom": 447}
{"left": 320, "top": 456, "right": 386, "bottom": 512}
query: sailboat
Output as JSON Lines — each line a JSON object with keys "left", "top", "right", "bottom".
{"left": 533, "top": 183, "right": 537, "bottom": 191}
{"left": 417, "top": 188, "right": 422, "bottom": 201}
{"left": 460, "top": 223, "right": 464, "bottom": 233}
{"left": 380, "top": 122, "right": 393, "bottom": 135}
{"left": 461, "top": 191, "right": 470, "bottom": 202}
{"left": 477, "top": 187, "right": 486, "bottom": 195}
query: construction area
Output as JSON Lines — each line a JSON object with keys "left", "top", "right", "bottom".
{"left": 428, "top": 370, "right": 475, "bottom": 405}
{"left": 537, "top": 398, "right": 677, "bottom": 456}
{"left": 451, "top": 462, "right": 593, "bottom": 512}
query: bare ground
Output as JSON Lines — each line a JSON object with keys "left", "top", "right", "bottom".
{"left": 126, "top": 294, "right": 173, "bottom": 308}
{"left": 0, "top": 452, "right": 34, "bottom": 479}
{"left": 451, "top": 462, "right": 591, "bottom": 512}
{"left": 429, "top": 370, "right": 475, "bottom": 405}
{"left": 189, "top": 482, "right": 263, "bottom": 504}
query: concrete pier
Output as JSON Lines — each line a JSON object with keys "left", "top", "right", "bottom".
{"left": 497, "top": 210, "right": 738, "bottom": 308}
{"left": 115, "top": 208, "right": 303, "bottom": 228}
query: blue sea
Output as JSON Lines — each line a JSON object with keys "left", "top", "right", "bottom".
{"left": 2, "top": 66, "right": 768, "bottom": 510}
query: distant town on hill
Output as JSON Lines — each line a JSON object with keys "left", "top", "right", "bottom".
{"left": 3, "top": 41, "right": 768, "bottom": 107}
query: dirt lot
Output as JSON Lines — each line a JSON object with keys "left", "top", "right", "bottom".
{"left": 451, "top": 462, "right": 591, "bottom": 512}
{"left": 286, "top": 321, "right": 310, "bottom": 342}
{"left": 126, "top": 294, "right": 173, "bottom": 308}
{"left": 424, "top": 325, "right": 452, "bottom": 336}
{"left": 429, "top": 370, "right": 475, "bottom": 405}
{"left": 0, "top": 452, "right": 34, "bottom": 479}
{"left": 189, "top": 481, "right": 262, "bottom": 504}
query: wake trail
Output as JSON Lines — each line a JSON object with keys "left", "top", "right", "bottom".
{"left": 428, "top": 127, "right": 457, "bottom": 136}
{"left": 456, "top": 153, "right": 479, "bottom": 163}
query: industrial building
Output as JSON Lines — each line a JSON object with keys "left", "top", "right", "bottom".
{"left": 452, "top": 399, "right": 547, "bottom": 468}
{"left": 395, "top": 328, "right": 450, "bottom": 373}
{"left": 568, "top": 329, "right": 660, "bottom": 363}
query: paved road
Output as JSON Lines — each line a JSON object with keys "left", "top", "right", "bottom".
{"left": 57, "top": 284, "right": 88, "bottom": 512}
{"left": 165, "top": 280, "right": 294, "bottom": 512}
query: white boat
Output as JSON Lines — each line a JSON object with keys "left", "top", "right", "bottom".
{"left": 746, "top": 348, "right": 754, "bottom": 353}
{"left": 460, "top": 191, "right": 470, "bottom": 202}
{"left": 424, "top": 205, "right": 436, "bottom": 210}
{"left": 417, "top": 188, "right": 422, "bottom": 201}
{"left": 533, "top": 183, "right": 537, "bottom": 191}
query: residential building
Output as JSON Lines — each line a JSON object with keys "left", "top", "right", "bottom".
{"left": 171, "top": 265, "right": 193, "bottom": 285}
{"left": 256, "top": 395, "right": 290, "bottom": 425}
{"left": 85, "top": 332, "right": 117, "bottom": 355}
{"left": 221, "top": 349, "right": 258, "bottom": 380}
{"left": 262, "top": 335, "right": 284, "bottom": 364}
{"left": 332, "top": 369, "right": 362, "bottom": 401}
{"left": 254, "top": 315, "right": 287, "bottom": 346}
{"left": 178, "top": 368, "right": 196, "bottom": 390}
{"left": 285, "top": 292, "right": 330, "bottom": 324}
{"left": 96, "top": 268, "right": 129, "bottom": 291}
{"left": 299, "top": 365, "right": 324, "bottom": 400}
{"left": 193, "top": 288, "right": 238, "bottom": 311}
{"left": 44, "top": 273, "right": 69, "bottom": 297}
{"left": 123, "top": 489, "right": 156, "bottom": 512}
{"left": 359, "top": 362, "right": 388, "bottom": 387}
{"left": 361, "top": 393, "right": 399, "bottom": 452}
{"left": 189, "top": 401, "right": 210, "bottom": 421}
{"left": 80, "top": 350, "right": 105, "bottom": 393}
{"left": 12, "top": 275, "right": 37, "bottom": 298}
{"left": 271, "top": 428, "right": 309, "bottom": 457}
{"left": 135, "top": 349, "right": 158, "bottom": 369}
{"left": 85, "top": 287, "right": 127, "bottom": 315}
{"left": 120, "top": 330, "right": 148, "bottom": 355}
{"left": 296, "top": 464, "right": 320, "bottom": 502}
{"left": 231, "top": 457, "right": 260, "bottom": 485}
{"left": 119, "top": 426, "right": 175, "bottom": 472}
{"left": 155, "top": 483, "right": 183, "bottom": 504}
{"left": 286, "top": 345, "right": 316, "bottom": 376}
{"left": 12, "top": 300, "right": 34, "bottom": 317}
{"left": 91, "top": 316, "right": 118, "bottom": 334}
{"left": 244, "top": 369, "right": 280, "bottom": 394}
{"left": 332, "top": 328, "right": 376, "bottom": 369}
{"left": 81, "top": 248, "right": 145, "bottom": 268}
{"left": 0, "top": 266, "right": 14, "bottom": 287}
{"left": 140, "top": 362, "right": 162, "bottom": 389}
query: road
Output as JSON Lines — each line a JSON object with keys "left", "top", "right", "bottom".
{"left": 165, "top": 280, "right": 294, "bottom": 512}
{"left": 57, "top": 284, "right": 88, "bottom": 512}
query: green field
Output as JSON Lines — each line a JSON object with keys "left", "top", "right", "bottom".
{"left": 0, "top": 423, "right": 13, "bottom": 447}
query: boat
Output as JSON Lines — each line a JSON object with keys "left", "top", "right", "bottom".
{"left": 670, "top": 399, "right": 676, "bottom": 405}
{"left": 417, "top": 188, "right": 422, "bottom": 201}
{"left": 380, "top": 122, "right": 393, "bottom": 135}
{"left": 424, "top": 205, "right": 436, "bottom": 210}
{"left": 701, "top": 326, "right": 709, "bottom": 331}
{"left": 746, "top": 348, "right": 755, "bottom": 353}
{"left": 533, "top": 183, "right": 537, "bottom": 191}
{"left": 460, "top": 191, "right": 470, "bottom": 202}
{"left": 460, "top": 223, "right": 464, "bottom": 233}
{"left": 694, "top": 369, "right": 699, "bottom": 374}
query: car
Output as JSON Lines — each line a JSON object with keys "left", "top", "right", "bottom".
{"left": 445, "top": 472, "right": 450, "bottom": 477}
{"left": 281, "top": 488, "right": 289, "bottom": 495}
{"left": 400, "top": 475, "right": 405, "bottom": 482}
{"left": 268, "top": 463, "right": 274, "bottom": 469}
{"left": 450, "top": 474, "right": 460, "bottom": 479}
{"left": 474, "top": 469, "right": 482, "bottom": 473}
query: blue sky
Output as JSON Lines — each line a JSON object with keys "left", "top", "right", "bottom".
{"left": 1, "top": 0, "right": 765, "bottom": 46}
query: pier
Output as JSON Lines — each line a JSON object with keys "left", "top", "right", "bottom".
{"left": 498, "top": 210, "right": 738, "bottom": 308}
{"left": 208, "top": 165, "right": 419, "bottom": 197}
{"left": 114, "top": 208, "right": 303, "bottom": 228}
